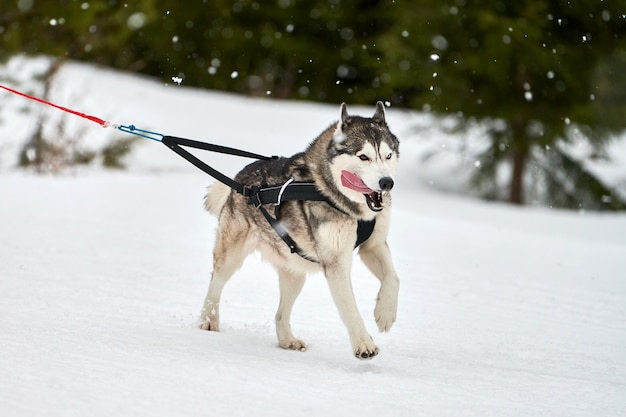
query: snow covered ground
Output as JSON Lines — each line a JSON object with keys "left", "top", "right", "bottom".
{"left": 1, "top": 58, "right": 625, "bottom": 416}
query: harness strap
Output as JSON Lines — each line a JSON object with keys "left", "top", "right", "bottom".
{"left": 258, "top": 206, "right": 321, "bottom": 263}
{"left": 162, "top": 135, "right": 275, "bottom": 196}
{"left": 356, "top": 220, "right": 376, "bottom": 248}
{"left": 247, "top": 181, "right": 329, "bottom": 207}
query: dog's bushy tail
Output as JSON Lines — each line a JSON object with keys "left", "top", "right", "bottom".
{"left": 204, "top": 182, "right": 231, "bottom": 216}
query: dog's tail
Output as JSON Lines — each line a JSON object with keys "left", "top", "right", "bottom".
{"left": 204, "top": 182, "right": 231, "bottom": 216}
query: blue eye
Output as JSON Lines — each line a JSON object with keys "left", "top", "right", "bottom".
{"left": 386, "top": 153, "right": 392, "bottom": 160}
{"left": 359, "top": 154, "right": 370, "bottom": 161}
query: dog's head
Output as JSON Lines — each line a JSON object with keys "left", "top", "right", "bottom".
{"left": 329, "top": 102, "right": 399, "bottom": 213}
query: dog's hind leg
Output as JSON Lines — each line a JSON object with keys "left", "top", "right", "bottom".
{"left": 275, "top": 268, "right": 307, "bottom": 351}
{"left": 199, "top": 221, "right": 252, "bottom": 332}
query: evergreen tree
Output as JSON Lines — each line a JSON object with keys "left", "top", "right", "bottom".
{"left": 0, "top": 0, "right": 159, "bottom": 66}
{"left": 379, "top": 0, "right": 626, "bottom": 209}
{"left": 132, "top": 0, "right": 392, "bottom": 102}
{"left": 2, "top": 0, "right": 625, "bottom": 209}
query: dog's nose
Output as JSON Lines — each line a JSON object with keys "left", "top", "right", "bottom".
{"left": 379, "top": 177, "right": 394, "bottom": 191}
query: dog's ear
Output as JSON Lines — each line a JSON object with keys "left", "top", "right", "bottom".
{"left": 340, "top": 102, "right": 349, "bottom": 125}
{"left": 372, "top": 101, "right": 386, "bottom": 124}
{"left": 333, "top": 103, "right": 349, "bottom": 142}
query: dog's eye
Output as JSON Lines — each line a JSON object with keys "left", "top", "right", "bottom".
{"left": 359, "top": 154, "right": 370, "bottom": 161}
{"left": 386, "top": 153, "right": 392, "bottom": 160}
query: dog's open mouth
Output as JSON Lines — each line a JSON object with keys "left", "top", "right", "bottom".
{"left": 364, "top": 191, "right": 384, "bottom": 212}
{"left": 341, "top": 170, "right": 384, "bottom": 212}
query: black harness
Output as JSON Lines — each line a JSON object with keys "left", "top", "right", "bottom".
{"left": 162, "top": 135, "right": 375, "bottom": 262}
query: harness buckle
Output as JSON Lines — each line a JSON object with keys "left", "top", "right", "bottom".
{"left": 252, "top": 197, "right": 262, "bottom": 208}
{"left": 244, "top": 186, "right": 263, "bottom": 208}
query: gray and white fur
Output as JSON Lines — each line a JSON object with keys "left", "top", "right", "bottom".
{"left": 200, "top": 102, "right": 400, "bottom": 360}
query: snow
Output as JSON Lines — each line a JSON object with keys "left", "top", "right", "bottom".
{"left": 1, "top": 57, "right": 626, "bottom": 416}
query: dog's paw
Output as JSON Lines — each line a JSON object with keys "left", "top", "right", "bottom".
{"left": 354, "top": 340, "right": 379, "bottom": 360}
{"left": 279, "top": 338, "right": 307, "bottom": 352}
{"left": 374, "top": 303, "right": 396, "bottom": 333}
{"left": 374, "top": 289, "right": 398, "bottom": 332}
{"left": 199, "top": 320, "right": 219, "bottom": 331}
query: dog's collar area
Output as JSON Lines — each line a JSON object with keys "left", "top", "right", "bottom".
{"left": 250, "top": 179, "right": 376, "bottom": 261}
{"left": 161, "top": 135, "right": 377, "bottom": 263}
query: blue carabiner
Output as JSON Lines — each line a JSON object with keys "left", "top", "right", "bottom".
{"left": 117, "top": 124, "right": 164, "bottom": 142}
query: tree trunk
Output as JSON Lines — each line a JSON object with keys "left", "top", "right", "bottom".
{"left": 274, "top": 63, "right": 296, "bottom": 99}
{"left": 509, "top": 116, "right": 528, "bottom": 205}
{"left": 29, "top": 58, "right": 64, "bottom": 173}
{"left": 509, "top": 148, "right": 527, "bottom": 205}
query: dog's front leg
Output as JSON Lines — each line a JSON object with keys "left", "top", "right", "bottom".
{"left": 359, "top": 240, "right": 399, "bottom": 333}
{"left": 324, "top": 258, "right": 379, "bottom": 359}
{"left": 358, "top": 211, "right": 400, "bottom": 333}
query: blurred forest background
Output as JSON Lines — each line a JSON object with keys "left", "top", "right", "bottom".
{"left": 1, "top": 0, "right": 626, "bottom": 210}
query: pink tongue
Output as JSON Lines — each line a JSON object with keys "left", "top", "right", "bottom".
{"left": 341, "top": 170, "right": 374, "bottom": 194}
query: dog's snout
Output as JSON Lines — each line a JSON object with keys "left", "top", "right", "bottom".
{"left": 379, "top": 177, "right": 394, "bottom": 191}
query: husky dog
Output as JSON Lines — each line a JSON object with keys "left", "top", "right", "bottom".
{"left": 200, "top": 102, "right": 400, "bottom": 359}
